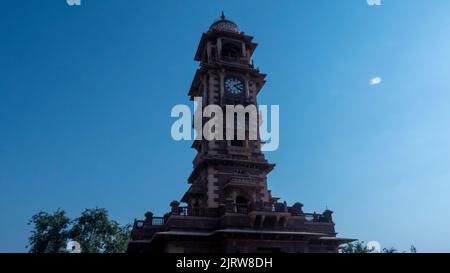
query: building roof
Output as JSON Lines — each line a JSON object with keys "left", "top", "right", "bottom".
{"left": 209, "top": 11, "right": 240, "bottom": 34}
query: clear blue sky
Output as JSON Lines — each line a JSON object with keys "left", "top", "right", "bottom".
{"left": 1, "top": 0, "right": 450, "bottom": 252}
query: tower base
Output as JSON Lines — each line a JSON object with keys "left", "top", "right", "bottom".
{"left": 127, "top": 207, "right": 354, "bottom": 253}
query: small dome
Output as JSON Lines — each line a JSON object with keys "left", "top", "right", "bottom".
{"left": 209, "top": 11, "right": 240, "bottom": 34}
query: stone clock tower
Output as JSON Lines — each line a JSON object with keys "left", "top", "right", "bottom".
{"left": 127, "top": 13, "right": 353, "bottom": 253}
{"left": 183, "top": 11, "right": 274, "bottom": 216}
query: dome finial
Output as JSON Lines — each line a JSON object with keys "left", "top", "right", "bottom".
{"left": 209, "top": 11, "right": 240, "bottom": 33}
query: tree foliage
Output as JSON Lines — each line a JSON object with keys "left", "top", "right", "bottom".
{"left": 340, "top": 241, "right": 375, "bottom": 253}
{"left": 27, "top": 208, "right": 130, "bottom": 253}
{"left": 340, "top": 241, "right": 417, "bottom": 253}
{"left": 382, "top": 247, "right": 398, "bottom": 253}
{"left": 27, "top": 209, "right": 70, "bottom": 253}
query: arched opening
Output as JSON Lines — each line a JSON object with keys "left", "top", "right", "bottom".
{"left": 236, "top": 195, "right": 248, "bottom": 214}
{"left": 221, "top": 43, "right": 241, "bottom": 60}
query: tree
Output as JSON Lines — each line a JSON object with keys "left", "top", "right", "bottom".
{"left": 104, "top": 224, "right": 132, "bottom": 253}
{"left": 382, "top": 247, "right": 398, "bottom": 253}
{"left": 69, "top": 208, "right": 131, "bottom": 253}
{"left": 340, "top": 241, "right": 375, "bottom": 253}
{"left": 28, "top": 208, "right": 131, "bottom": 253}
{"left": 340, "top": 241, "right": 418, "bottom": 253}
{"left": 27, "top": 209, "right": 70, "bottom": 253}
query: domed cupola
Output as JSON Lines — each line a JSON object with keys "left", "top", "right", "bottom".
{"left": 208, "top": 11, "right": 240, "bottom": 34}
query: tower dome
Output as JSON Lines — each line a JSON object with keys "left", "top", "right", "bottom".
{"left": 208, "top": 11, "right": 240, "bottom": 33}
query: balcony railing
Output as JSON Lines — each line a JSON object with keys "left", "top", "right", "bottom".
{"left": 304, "top": 213, "right": 331, "bottom": 223}
{"left": 132, "top": 203, "right": 332, "bottom": 229}
{"left": 134, "top": 220, "right": 145, "bottom": 228}
{"left": 220, "top": 55, "right": 249, "bottom": 65}
{"left": 249, "top": 202, "right": 288, "bottom": 213}
{"left": 133, "top": 216, "right": 165, "bottom": 229}
{"left": 236, "top": 205, "right": 248, "bottom": 214}
{"left": 152, "top": 217, "right": 165, "bottom": 225}
{"left": 226, "top": 176, "right": 261, "bottom": 187}
{"left": 178, "top": 206, "right": 205, "bottom": 217}
{"left": 228, "top": 147, "right": 249, "bottom": 155}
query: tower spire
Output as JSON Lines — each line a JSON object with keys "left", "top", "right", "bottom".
{"left": 220, "top": 10, "right": 226, "bottom": 20}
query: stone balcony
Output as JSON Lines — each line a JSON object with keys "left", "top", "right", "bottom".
{"left": 228, "top": 146, "right": 250, "bottom": 156}
{"left": 130, "top": 201, "right": 336, "bottom": 241}
{"left": 219, "top": 55, "right": 251, "bottom": 66}
{"left": 224, "top": 176, "right": 262, "bottom": 189}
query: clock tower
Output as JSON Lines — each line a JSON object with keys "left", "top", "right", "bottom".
{"left": 183, "top": 11, "right": 275, "bottom": 216}
{"left": 127, "top": 12, "right": 354, "bottom": 253}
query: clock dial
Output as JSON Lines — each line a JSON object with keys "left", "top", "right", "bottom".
{"left": 224, "top": 77, "right": 245, "bottom": 95}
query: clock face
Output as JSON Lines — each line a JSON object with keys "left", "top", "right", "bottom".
{"left": 224, "top": 77, "right": 245, "bottom": 95}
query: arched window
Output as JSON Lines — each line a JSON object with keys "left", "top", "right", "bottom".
{"left": 236, "top": 195, "right": 248, "bottom": 214}
{"left": 221, "top": 43, "right": 241, "bottom": 59}
{"left": 236, "top": 195, "right": 248, "bottom": 204}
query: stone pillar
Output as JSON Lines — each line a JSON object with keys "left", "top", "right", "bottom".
{"left": 292, "top": 202, "right": 304, "bottom": 216}
{"left": 206, "top": 42, "right": 212, "bottom": 63}
{"left": 219, "top": 70, "right": 225, "bottom": 103}
{"left": 170, "top": 200, "right": 180, "bottom": 215}
{"left": 225, "top": 198, "right": 234, "bottom": 213}
{"left": 245, "top": 73, "right": 250, "bottom": 98}
{"left": 217, "top": 38, "right": 222, "bottom": 58}
{"left": 323, "top": 209, "right": 334, "bottom": 223}
{"left": 144, "top": 211, "right": 153, "bottom": 225}
{"left": 202, "top": 75, "right": 208, "bottom": 104}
